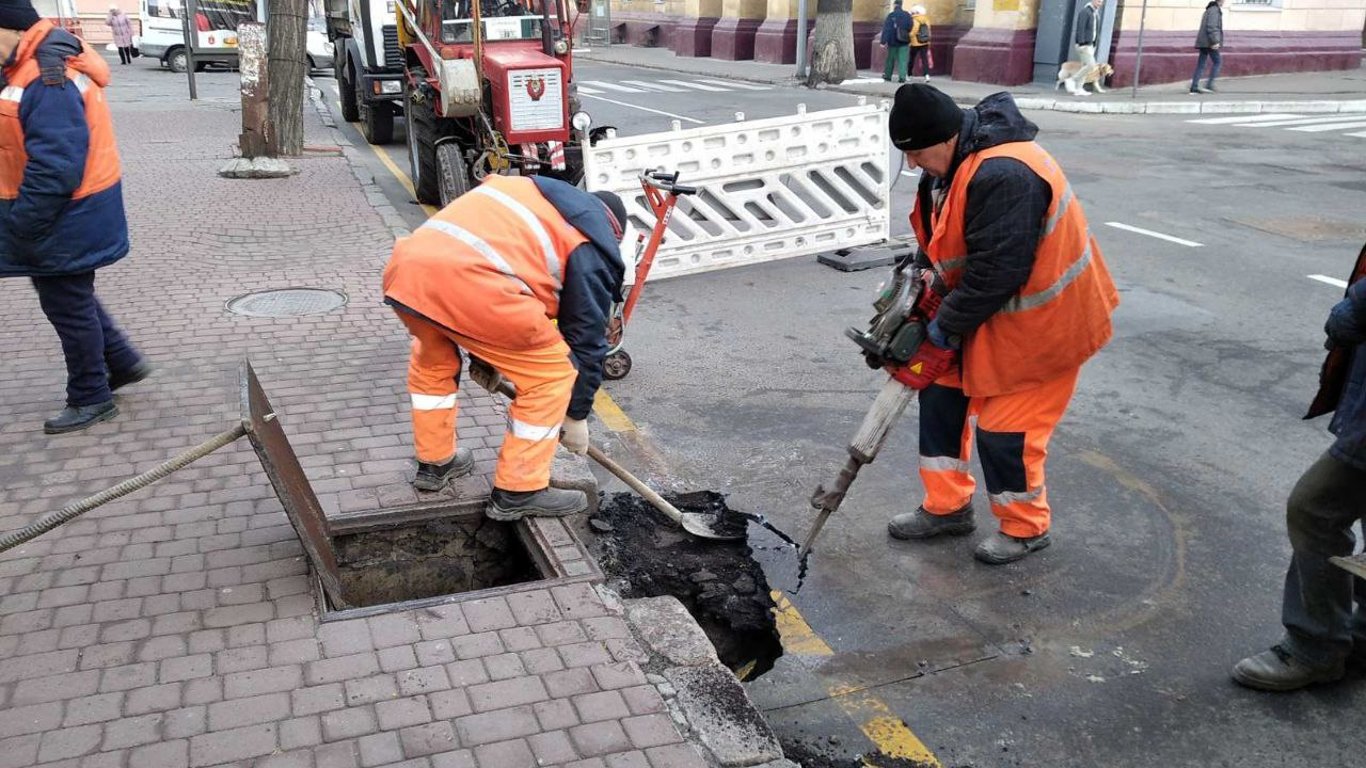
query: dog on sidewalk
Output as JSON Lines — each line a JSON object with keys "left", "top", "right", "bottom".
{"left": 1055, "top": 61, "right": 1114, "bottom": 95}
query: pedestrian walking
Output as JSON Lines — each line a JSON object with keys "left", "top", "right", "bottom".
{"left": 883, "top": 84, "right": 1119, "bottom": 564}
{"left": 908, "top": 4, "right": 932, "bottom": 82}
{"left": 879, "top": 0, "right": 913, "bottom": 84}
{"left": 1232, "top": 243, "right": 1366, "bottom": 692}
{"left": 1190, "top": 0, "right": 1224, "bottom": 93}
{"left": 1063, "top": 0, "right": 1104, "bottom": 95}
{"left": 106, "top": 3, "right": 134, "bottom": 65}
{"left": 0, "top": 0, "right": 149, "bottom": 435}
{"left": 382, "top": 175, "right": 626, "bottom": 521}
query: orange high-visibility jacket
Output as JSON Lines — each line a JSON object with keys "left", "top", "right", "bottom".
{"left": 912, "top": 141, "right": 1119, "bottom": 397}
{"left": 0, "top": 20, "right": 127, "bottom": 277}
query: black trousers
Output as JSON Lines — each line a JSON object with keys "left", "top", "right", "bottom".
{"left": 118, "top": 46, "right": 134, "bottom": 64}
{"left": 31, "top": 271, "right": 141, "bottom": 407}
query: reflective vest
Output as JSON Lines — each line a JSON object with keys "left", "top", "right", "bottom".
{"left": 0, "top": 20, "right": 121, "bottom": 204}
{"left": 383, "top": 175, "right": 590, "bottom": 349}
{"left": 912, "top": 141, "right": 1119, "bottom": 397}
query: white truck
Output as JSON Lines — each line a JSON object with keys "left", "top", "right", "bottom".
{"left": 138, "top": 1, "right": 334, "bottom": 74}
{"left": 324, "top": 0, "right": 404, "bottom": 145}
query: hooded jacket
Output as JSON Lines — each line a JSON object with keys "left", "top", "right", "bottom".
{"left": 0, "top": 22, "right": 128, "bottom": 278}
{"left": 1195, "top": 1, "right": 1222, "bottom": 49}
{"left": 913, "top": 93, "right": 1054, "bottom": 339}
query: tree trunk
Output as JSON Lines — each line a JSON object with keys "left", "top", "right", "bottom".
{"left": 806, "top": 0, "right": 855, "bottom": 87}
{"left": 267, "top": 0, "right": 309, "bottom": 157}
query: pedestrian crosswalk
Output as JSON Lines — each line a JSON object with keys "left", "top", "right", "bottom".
{"left": 1187, "top": 113, "right": 1366, "bottom": 139}
{"left": 576, "top": 77, "right": 772, "bottom": 95}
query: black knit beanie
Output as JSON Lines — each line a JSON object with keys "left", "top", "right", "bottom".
{"left": 592, "top": 190, "right": 627, "bottom": 236}
{"left": 0, "top": 0, "right": 40, "bottom": 31}
{"left": 888, "top": 83, "right": 964, "bottom": 151}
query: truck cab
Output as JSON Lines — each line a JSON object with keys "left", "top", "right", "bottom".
{"left": 327, "top": 0, "right": 405, "bottom": 145}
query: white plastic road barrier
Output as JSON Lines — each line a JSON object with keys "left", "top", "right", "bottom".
{"left": 583, "top": 99, "right": 892, "bottom": 281}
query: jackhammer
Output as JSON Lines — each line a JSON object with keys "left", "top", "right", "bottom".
{"left": 799, "top": 256, "right": 939, "bottom": 556}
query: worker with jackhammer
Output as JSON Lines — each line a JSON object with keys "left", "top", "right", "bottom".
{"left": 382, "top": 175, "right": 626, "bottom": 521}
{"left": 883, "top": 84, "right": 1119, "bottom": 563}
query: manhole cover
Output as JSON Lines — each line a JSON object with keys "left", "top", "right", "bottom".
{"left": 227, "top": 288, "right": 347, "bottom": 318}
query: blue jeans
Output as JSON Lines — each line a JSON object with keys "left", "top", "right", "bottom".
{"left": 1190, "top": 48, "right": 1221, "bottom": 90}
{"left": 1279, "top": 451, "right": 1366, "bottom": 669}
{"left": 31, "top": 271, "right": 141, "bottom": 407}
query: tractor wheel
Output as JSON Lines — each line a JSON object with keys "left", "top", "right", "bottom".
{"left": 359, "top": 98, "right": 393, "bottom": 145}
{"left": 405, "top": 72, "right": 441, "bottom": 205}
{"left": 338, "top": 56, "right": 359, "bottom": 122}
{"left": 437, "top": 143, "right": 471, "bottom": 207}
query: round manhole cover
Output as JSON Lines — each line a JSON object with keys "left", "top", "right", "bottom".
{"left": 227, "top": 288, "right": 347, "bottom": 318}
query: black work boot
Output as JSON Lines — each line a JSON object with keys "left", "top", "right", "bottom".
{"left": 974, "top": 531, "right": 1052, "bottom": 564}
{"left": 487, "top": 487, "right": 588, "bottom": 521}
{"left": 413, "top": 447, "right": 475, "bottom": 492}
{"left": 1232, "top": 645, "right": 1345, "bottom": 692}
{"left": 109, "top": 361, "right": 153, "bottom": 392}
{"left": 887, "top": 504, "right": 976, "bottom": 540}
{"left": 44, "top": 401, "right": 118, "bottom": 435}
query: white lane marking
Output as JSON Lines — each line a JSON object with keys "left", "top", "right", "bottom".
{"left": 578, "top": 93, "right": 706, "bottom": 125}
{"left": 1289, "top": 121, "right": 1366, "bottom": 133}
{"left": 1104, "top": 222, "right": 1203, "bottom": 248}
{"left": 1309, "top": 274, "right": 1349, "bottom": 289}
{"left": 1349, "top": 131, "right": 1366, "bottom": 138}
{"left": 576, "top": 84, "right": 604, "bottom": 95}
{"left": 581, "top": 80, "right": 645, "bottom": 93}
{"left": 659, "top": 79, "right": 728, "bottom": 92}
{"left": 572, "top": 48, "right": 591, "bottom": 54}
{"left": 696, "top": 78, "right": 770, "bottom": 91}
{"left": 900, "top": 170, "right": 920, "bottom": 178}
{"left": 621, "top": 79, "right": 686, "bottom": 92}
{"left": 1188, "top": 113, "right": 1302, "bottom": 124}
{"left": 1233, "top": 115, "right": 1366, "bottom": 128}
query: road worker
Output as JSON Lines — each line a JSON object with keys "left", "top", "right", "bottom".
{"left": 0, "top": 1, "right": 150, "bottom": 435}
{"left": 382, "top": 175, "right": 625, "bottom": 520}
{"left": 883, "top": 84, "right": 1119, "bottom": 563}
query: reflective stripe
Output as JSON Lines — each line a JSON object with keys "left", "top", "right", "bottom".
{"left": 410, "top": 393, "right": 458, "bottom": 410}
{"left": 1002, "top": 241, "right": 1094, "bottom": 314}
{"left": 472, "top": 184, "right": 563, "bottom": 290}
{"left": 920, "top": 455, "right": 971, "bottom": 473}
{"left": 989, "top": 487, "right": 1045, "bottom": 506}
{"left": 935, "top": 254, "right": 967, "bottom": 274}
{"left": 71, "top": 74, "right": 92, "bottom": 95}
{"left": 1042, "top": 183, "right": 1074, "bottom": 237}
{"left": 509, "top": 418, "right": 561, "bottom": 442}
{"left": 0, "top": 85, "right": 24, "bottom": 102}
{"left": 421, "top": 219, "right": 534, "bottom": 296}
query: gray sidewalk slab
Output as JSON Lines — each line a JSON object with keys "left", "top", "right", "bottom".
{"left": 578, "top": 45, "right": 1366, "bottom": 113}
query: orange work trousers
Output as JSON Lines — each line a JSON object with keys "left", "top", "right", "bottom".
{"left": 916, "top": 367, "right": 1081, "bottom": 538}
{"left": 396, "top": 311, "right": 577, "bottom": 493}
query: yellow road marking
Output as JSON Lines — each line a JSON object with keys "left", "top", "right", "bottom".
{"left": 772, "top": 590, "right": 940, "bottom": 766}
{"left": 362, "top": 140, "right": 438, "bottom": 217}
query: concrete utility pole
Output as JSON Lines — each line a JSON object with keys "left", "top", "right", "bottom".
{"left": 267, "top": 0, "right": 309, "bottom": 157}
{"left": 238, "top": 22, "right": 269, "bottom": 158}
{"left": 795, "top": 0, "right": 809, "bottom": 80}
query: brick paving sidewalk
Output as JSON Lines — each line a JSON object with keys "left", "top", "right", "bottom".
{"left": 0, "top": 63, "right": 722, "bottom": 768}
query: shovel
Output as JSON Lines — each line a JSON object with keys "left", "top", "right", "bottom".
{"left": 487, "top": 379, "right": 744, "bottom": 542}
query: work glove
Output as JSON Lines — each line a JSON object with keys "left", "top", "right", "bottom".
{"left": 1324, "top": 295, "right": 1364, "bottom": 349}
{"left": 468, "top": 356, "right": 504, "bottom": 395}
{"left": 912, "top": 269, "right": 947, "bottom": 322}
{"left": 560, "top": 417, "right": 589, "bottom": 455}
{"left": 888, "top": 339, "right": 956, "bottom": 390}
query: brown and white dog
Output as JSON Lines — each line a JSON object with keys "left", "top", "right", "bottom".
{"left": 1055, "top": 61, "right": 1114, "bottom": 94}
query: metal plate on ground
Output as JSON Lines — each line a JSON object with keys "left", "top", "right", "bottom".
{"left": 240, "top": 361, "right": 350, "bottom": 608}
{"left": 227, "top": 288, "right": 347, "bottom": 318}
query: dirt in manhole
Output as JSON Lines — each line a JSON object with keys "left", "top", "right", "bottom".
{"left": 592, "top": 490, "right": 783, "bottom": 678}
{"left": 782, "top": 738, "right": 937, "bottom": 768}
{"left": 332, "top": 517, "right": 539, "bottom": 608}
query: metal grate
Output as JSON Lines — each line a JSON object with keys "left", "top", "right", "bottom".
{"left": 382, "top": 24, "right": 402, "bottom": 68}
{"left": 227, "top": 289, "right": 347, "bottom": 318}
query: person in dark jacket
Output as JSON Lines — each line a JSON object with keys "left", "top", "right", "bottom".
{"left": 882, "top": 85, "right": 1119, "bottom": 564}
{"left": 1190, "top": 0, "right": 1224, "bottom": 94}
{"left": 1063, "top": 0, "right": 1105, "bottom": 96}
{"left": 879, "top": 0, "right": 913, "bottom": 83}
{"left": 1233, "top": 244, "right": 1366, "bottom": 691}
{"left": 0, "top": 1, "right": 149, "bottom": 435}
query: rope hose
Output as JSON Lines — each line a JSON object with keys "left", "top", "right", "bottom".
{"left": 0, "top": 424, "right": 249, "bottom": 554}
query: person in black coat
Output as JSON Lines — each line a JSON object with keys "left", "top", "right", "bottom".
{"left": 1233, "top": 243, "right": 1366, "bottom": 691}
{"left": 1190, "top": 0, "right": 1224, "bottom": 94}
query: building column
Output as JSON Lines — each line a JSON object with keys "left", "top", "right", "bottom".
{"left": 950, "top": 0, "right": 1038, "bottom": 85}
{"left": 754, "top": 0, "right": 811, "bottom": 64}
{"left": 610, "top": 0, "right": 685, "bottom": 48}
{"left": 712, "top": 0, "right": 767, "bottom": 60}
{"left": 673, "top": 0, "right": 724, "bottom": 55}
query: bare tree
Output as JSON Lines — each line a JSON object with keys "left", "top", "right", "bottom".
{"left": 267, "top": 0, "right": 309, "bottom": 156}
{"left": 805, "top": 0, "right": 856, "bottom": 87}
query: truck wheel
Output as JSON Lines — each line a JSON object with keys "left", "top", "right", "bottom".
{"left": 437, "top": 144, "right": 472, "bottom": 207}
{"left": 167, "top": 47, "right": 187, "bottom": 74}
{"left": 405, "top": 73, "right": 441, "bottom": 205}
{"left": 359, "top": 99, "right": 393, "bottom": 145}
{"left": 339, "top": 59, "right": 359, "bottom": 123}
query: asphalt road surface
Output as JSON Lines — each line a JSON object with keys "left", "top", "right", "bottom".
{"left": 324, "top": 61, "right": 1366, "bottom": 768}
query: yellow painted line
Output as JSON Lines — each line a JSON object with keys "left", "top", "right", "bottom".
{"left": 362, "top": 140, "right": 438, "bottom": 217}
{"left": 772, "top": 589, "right": 940, "bottom": 766}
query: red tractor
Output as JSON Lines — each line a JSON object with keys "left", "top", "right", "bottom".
{"left": 395, "top": 0, "right": 593, "bottom": 206}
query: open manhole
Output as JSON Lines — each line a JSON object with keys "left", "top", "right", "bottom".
{"left": 331, "top": 516, "right": 538, "bottom": 608}
{"left": 227, "top": 288, "right": 347, "bottom": 317}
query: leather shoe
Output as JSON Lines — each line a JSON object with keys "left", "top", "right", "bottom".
{"left": 1232, "top": 645, "right": 1345, "bottom": 692}
{"left": 44, "top": 401, "right": 118, "bottom": 434}
{"left": 109, "top": 361, "right": 153, "bottom": 392}
{"left": 974, "top": 531, "right": 1051, "bottom": 564}
{"left": 413, "top": 447, "right": 475, "bottom": 492}
{"left": 887, "top": 504, "right": 975, "bottom": 540}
